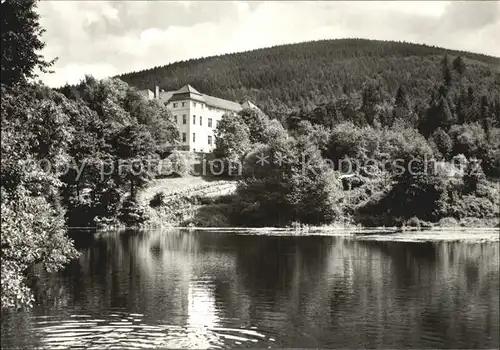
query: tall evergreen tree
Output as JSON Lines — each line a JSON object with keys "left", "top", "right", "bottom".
{"left": 466, "top": 86, "right": 479, "bottom": 122}
{"left": 452, "top": 56, "right": 466, "bottom": 87}
{"left": 361, "top": 80, "right": 382, "bottom": 126}
{"left": 480, "top": 95, "right": 491, "bottom": 141}
{"left": 421, "top": 91, "right": 454, "bottom": 136}
{"left": 441, "top": 54, "right": 452, "bottom": 87}
{"left": 395, "top": 85, "right": 409, "bottom": 109}
{"left": 494, "top": 98, "right": 500, "bottom": 126}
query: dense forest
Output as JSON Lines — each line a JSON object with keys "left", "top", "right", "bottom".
{"left": 118, "top": 39, "right": 500, "bottom": 117}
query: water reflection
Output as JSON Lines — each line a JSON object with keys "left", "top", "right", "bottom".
{"left": 1, "top": 229, "right": 499, "bottom": 349}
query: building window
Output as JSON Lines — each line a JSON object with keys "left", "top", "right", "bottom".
{"left": 193, "top": 133, "right": 196, "bottom": 142}
{"left": 193, "top": 101, "right": 197, "bottom": 107}
{"left": 173, "top": 103, "right": 177, "bottom": 108}
{"left": 183, "top": 115, "right": 187, "bottom": 124}
{"left": 208, "top": 135, "right": 212, "bottom": 146}
{"left": 182, "top": 133, "right": 186, "bottom": 142}
{"left": 208, "top": 118, "right": 212, "bottom": 128}
{"left": 193, "top": 115, "right": 196, "bottom": 124}
{"left": 174, "top": 115, "right": 178, "bottom": 123}
{"left": 199, "top": 116, "right": 202, "bottom": 126}
{"left": 182, "top": 102, "right": 185, "bottom": 107}
{"left": 201, "top": 104, "right": 204, "bottom": 109}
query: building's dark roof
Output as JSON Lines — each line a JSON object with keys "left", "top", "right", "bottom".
{"left": 174, "top": 84, "right": 202, "bottom": 96}
{"left": 169, "top": 84, "right": 206, "bottom": 103}
{"left": 158, "top": 90, "right": 175, "bottom": 102}
{"left": 202, "top": 94, "right": 242, "bottom": 112}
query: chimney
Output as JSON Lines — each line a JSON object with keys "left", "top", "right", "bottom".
{"left": 155, "top": 86, "right": 160, "bottom": 99}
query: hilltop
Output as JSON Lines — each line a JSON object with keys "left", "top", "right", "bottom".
{"left": 117, "top": 39, "right": 500, "bottom": 115}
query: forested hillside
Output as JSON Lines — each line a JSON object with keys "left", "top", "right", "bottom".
{"left": 118, "top": 39, "right": 500, "bottom": 115}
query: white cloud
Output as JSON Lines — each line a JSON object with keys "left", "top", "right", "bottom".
{"left": 36, "top": 1, "right": 500, "bottom": 88}
{"left": 41, "top": 63, "right": 118, "bottom": 87}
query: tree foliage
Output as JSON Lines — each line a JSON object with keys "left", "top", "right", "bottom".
{"left": 213, "top": 113, "right": 251, "bottom": 174}
{"left": 234, "top": 128, "right": 341, "bottom": 226}
{"left": 1, "top": 85, "right": 79, "bottom": 309}
{"left": 1, "top": 77, "right": 179, "bottom": 308}
{"left": 1, "top": 0, "right": 54, "bottom": 86}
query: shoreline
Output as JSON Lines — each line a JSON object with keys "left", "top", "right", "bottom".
{"left": 146, "top": 226, "right": 500, "bottom": 232}
{"left": 90, "top": 225, "right": 500, "bottom": 242}
{"left": 87, "top": 224, "right": 500, "bottom": 232}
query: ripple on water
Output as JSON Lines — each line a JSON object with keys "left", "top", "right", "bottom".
{"left": 32, "top": 313, "right": 275, "bottom": 349}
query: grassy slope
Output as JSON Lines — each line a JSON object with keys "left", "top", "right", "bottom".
{"left": 138, "top": 175, "right": 237, "bottom": 204}
{"left": 138, "top": 175, "right": 237, "bottom": 227}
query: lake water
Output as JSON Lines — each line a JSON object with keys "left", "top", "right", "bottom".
{"left": 1, "top": 229, "right": 499, "bottom": 349}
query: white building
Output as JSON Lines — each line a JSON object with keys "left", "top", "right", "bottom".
{"left": 139, "top": 85, "right": 260, "bottom": 153}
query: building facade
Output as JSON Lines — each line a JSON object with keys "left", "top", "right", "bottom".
{"left": 139, "top": 85, "right": 259, "bottom": 153}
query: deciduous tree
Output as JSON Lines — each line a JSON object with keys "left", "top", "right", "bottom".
{"left": 1, "top": 0, "right": 54, "bottom": 86}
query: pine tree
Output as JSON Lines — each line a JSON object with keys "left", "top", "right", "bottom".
{"left": 361, "top": 80, "right": 381, "bottom": 125}
{"left": 436, "top": 96, "right": 454, "bottom": 131}
{"left": 456, "top": 93, "right": 465, "bottom": 124}
{"left": 452, "top": 56, "right": 466, "bottom": 89}
{"left": 441, "top": 54, "right": 452, "bottom": 88}
{"left": 480, "top": 95, "right": 491, "bottom": 142}
{"left": 395, "top": 85, "right": 409, "bottom": 109}
{"left": 495, "top": 98, "right": 500, "bottom": 127}
{"left": 421, "top": 90, "right": 454, "bottom": 136}
{"left": 466, "top": 86, "right": 479, "bottom": 122}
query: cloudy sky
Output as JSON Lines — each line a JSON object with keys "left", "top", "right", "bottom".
{"left": 37, "top": 1, "right": 500, "bottom": 87}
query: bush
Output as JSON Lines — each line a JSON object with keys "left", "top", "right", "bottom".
{"left": 118, "top": 198, "right": 148, "bottom": 226}
{"left": 437, "top": 217, "right": 459, "bottom": 227}
{"left": 93, "top": 216, "right": 117, "bottom": 228}
{"left": 357, "top": 173, "right": 450, "bottom": 224}
{"left": 185, "top": 204, "right": 233, "bottom": 227}
{"left": 166, "top": 150, "right": 190, "bottom": 177}
{"left": 403, "top": 217, "right": 434, "bottom": 229}
{"left": 463, "top": 158, "right": 486, "bottom": 193}
{"left": 405, "top": 217, "right": 421, "bottom": 227}
{"left": 341, "top": 174, "right": 366, "bottom": 190}
{"left": 149, "top": 191, "right": 166, "bottom": 207}
{"left": 448, "top": 195, "right": 497, "bottom": 219}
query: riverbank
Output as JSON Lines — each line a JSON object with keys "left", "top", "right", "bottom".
{"left": 93, "top": 226, "right": 500, "bottom": 244}
{"left": 133, "top": 222, "right": 499, "bottom": 232}
{"left": 131, "top": 175, "right": 499, "bottom": 231}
